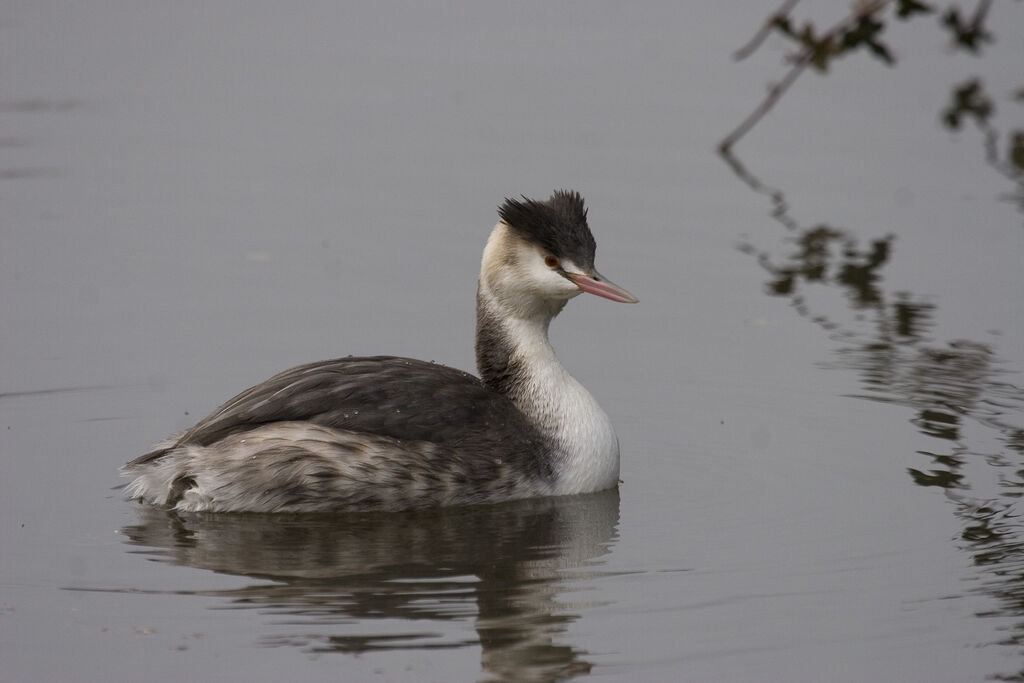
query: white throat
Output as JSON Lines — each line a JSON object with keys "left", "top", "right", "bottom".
{"left": 497, "top": 311, "right": 620, "bottom": 494}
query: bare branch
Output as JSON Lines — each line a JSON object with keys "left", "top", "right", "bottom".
{"left": 720, "top": 0, "right": 893, "bottom": 152}
{"left": 733, "top": 0, "right": 802, "bottom": 61}
{"left": 971, "top": 0, "right": 993, "bottom": 27}
{"left": 718, "top": 59, "right": 807, "bottom": 154}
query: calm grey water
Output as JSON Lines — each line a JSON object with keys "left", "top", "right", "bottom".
{"left": 2, "top": 3, "right": 1023, "bottom": 681}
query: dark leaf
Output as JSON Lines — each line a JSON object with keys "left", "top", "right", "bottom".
{"left": 941, "top": 78, "right": 994, "bottom": 130}
{"left": 941, "top": 7, "right": 993, "bottom": 53}
{"left": 895, "top": 0, "right": 934, "bottom": 19}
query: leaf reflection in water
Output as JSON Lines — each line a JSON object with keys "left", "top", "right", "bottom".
{"left": 720, "top": 5, "right": 1023, "bottom": 676}
{"left": 730, "top": 164, "right": 1024, "bottom": 679}
{"left": 726, "top": 120, "right": 1024, "bottom": 673}
{"left": 117, "top": 489, "right": 620, "bottom": 681}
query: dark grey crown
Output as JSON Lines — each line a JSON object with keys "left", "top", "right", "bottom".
{"left": 497, "top": 190, "right": 596, "bottom": 269}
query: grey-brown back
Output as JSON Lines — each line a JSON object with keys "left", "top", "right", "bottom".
{"left": 128, "top": 356, "right": 557, "bottom": 486}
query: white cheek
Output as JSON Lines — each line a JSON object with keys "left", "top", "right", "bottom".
{"left": 512, "top": 249, "right": 568, "bottom": 297}
{"left": 552, "top": 259, "right": 587, "bottom": 298}
{"left": 537, "top": 265, "right": 579, "bottom": 298}
{"left": 556, "top": 278, "right": 583, "bottom": 299}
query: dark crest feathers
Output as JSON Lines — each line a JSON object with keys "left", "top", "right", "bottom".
{"left": 497, "top": 190, "right": 596, "bottom": 268}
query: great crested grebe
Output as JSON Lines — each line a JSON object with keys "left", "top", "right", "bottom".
{"left": 123, "top": 190, "right": 637, "bottom": 512}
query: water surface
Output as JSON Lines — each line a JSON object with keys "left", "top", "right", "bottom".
{"left": 2, "top": 3, "right": 1023, "bottom": 681}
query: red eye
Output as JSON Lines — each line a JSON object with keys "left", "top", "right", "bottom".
{"left": 544, "top": 256, "right": 559, "bottom": 268}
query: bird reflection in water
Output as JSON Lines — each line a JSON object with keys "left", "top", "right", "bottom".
{"left": 119, "top": 488, "right": 620, "bottom": 681}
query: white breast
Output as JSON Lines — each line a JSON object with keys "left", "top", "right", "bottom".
{"left": 499, "top": 316, "right": 621, "bottom": 495}
{"left": 540, "top": 366, "right": 620, "bottom": 494}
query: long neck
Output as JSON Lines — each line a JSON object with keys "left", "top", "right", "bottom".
{"left": 475, "top": 284, "right": 620, "bottom": 494}
{"left": 475, "top": 286, "right": 561, "bottom": 430}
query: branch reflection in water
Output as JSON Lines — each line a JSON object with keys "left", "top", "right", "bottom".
{"left": 721, "top": 3, "right": 1024, "bottom": 676}
{"left": 728, "top": 150, "right": 1024, "bottom": 681}
{"left": 118, "top": 488, "right": 620, "bottom": 681}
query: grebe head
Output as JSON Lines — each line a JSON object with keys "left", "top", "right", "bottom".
{"left": 481, "top": 190, "right": 637, "bottom": 319}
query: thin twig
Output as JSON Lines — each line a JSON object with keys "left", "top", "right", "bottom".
{"left": 733, "top": 0, "right": 802, "bottom": 61}
{"left": 971, "top": 0, "right": 993, "bottom": 28}
{"left": 718, "top": 59, "right": 807, "bottom": 154}
{"left": 719, "top": 0, "right": 892, "bottom": 153}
